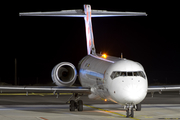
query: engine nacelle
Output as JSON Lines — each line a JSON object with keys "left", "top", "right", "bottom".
{"left": 51, "top": 62, "right": 77, "bottom": 86}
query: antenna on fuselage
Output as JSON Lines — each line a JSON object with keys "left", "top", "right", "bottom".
{"left": 121, "top": 53, "right": 123, "bottom": 58}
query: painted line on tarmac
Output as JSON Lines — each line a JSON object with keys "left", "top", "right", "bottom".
{"left": 159, "top": 118, "right": 180, "bottom": 119}
{"left": 38, "top": 117, "right": 49, "bottom": 120}
{"left": 84, "top": 104, "right": 140, "bottom": 120}
{"left": 0, "top": 93, "right": 72, "bottom": 96}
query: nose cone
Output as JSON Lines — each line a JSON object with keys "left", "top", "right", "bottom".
{"left": 109, "top": 78, "right": 147, "bottom": 104}
{"left": 121, "top": 84, "right": 146, "bottom": 103}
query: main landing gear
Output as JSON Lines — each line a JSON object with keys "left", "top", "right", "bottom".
{"left": 67, "top": 93, "right": 84, "bottom": 111}
{"left": 69, "top": 100, "right": 83, "bottom": 111}
{"left": 135, "top": 103, "right": 141, "bottom": 111}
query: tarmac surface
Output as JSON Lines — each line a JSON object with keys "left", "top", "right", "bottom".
{"left": 0, "top": 91, "right": 179, "bottom": 120}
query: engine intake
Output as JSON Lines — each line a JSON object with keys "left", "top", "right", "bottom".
{"left": 51, "top": 62, "right": 77, "bottom": 86}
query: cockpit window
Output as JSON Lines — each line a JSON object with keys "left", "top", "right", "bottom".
{"left": 127, "top": 72, "right": 133, "bottom": 76}
{"left": 133, "top": 72, "right": 138, "bottom": 76}
{"left": 110, "top": 71, "right": 146, "bottom": 79}
{"left": 139, "top": 71, "right": 146, "bottom": 79}
{"left": 121, "top": 72, "right": 126, "bottom": 76}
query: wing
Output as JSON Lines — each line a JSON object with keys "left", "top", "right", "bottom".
{"left": 0, "top": 86, "right": 91, "bottom": 94}
{"left": 148, "top": 85, "right": 180, "bottom": 92}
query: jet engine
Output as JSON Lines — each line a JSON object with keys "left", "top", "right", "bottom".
{"left": 51, "top": 62, "right": 77, "bottom": 86}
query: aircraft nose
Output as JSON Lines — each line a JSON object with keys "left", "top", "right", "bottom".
{"left": 109, "top": 78, "right": 147, "bottom": 104}
{"left": 121, "top": 84, "right": 145, "bottom": 103}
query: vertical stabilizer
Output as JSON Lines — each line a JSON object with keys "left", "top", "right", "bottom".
{"left": 84, "top": 5, "right": 96, "bottom": 55}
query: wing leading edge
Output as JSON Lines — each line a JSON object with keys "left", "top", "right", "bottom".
{"left": 0, "top": 86, "right": 91, "bottom": 93}
{"left": 1, "top": 85, "right": 179, "bottom": 93}
{"left": 148, "top": 85, "right": 180, "bottom": 92}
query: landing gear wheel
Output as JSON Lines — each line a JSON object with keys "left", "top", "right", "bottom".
{"left": 136, "top": 103, "right": 141, "bottom": 111}
{"left": 77, "top": 100, "right": 83, "bottom": 111}
{"left": 130, "top": 108, "right": 134, "bottom": 117}
{"left": 126, "top": 108, "right": 134, "bottom": 118}
{"left": 69, "top": 100, "right": 75, "bottom": 111}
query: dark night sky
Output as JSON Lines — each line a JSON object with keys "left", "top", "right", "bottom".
{"left": 1, "top": 2, "right": 179, "bottom": 85}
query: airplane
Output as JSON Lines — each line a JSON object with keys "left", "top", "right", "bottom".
{"left": 1, "top": 4, "right": 180, "bottom": 118}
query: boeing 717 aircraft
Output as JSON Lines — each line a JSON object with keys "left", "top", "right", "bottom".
{"left": 1, "top": 4, "right": 180, "bottom": 118}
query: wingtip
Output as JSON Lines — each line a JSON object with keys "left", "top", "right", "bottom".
{"left": 19, "top": 13, "right": 23, "bottom": 16}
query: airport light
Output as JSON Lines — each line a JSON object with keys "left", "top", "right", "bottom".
{"left": 102, "top": 53, "right": 107, "bottom": 59}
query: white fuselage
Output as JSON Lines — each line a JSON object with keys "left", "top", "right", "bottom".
{"left": 79, "top": 54, "right": 148, "bottom": 105}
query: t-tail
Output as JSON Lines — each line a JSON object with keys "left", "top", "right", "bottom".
{"left": 19, "top": 4, "right": 147, "bottom": 55}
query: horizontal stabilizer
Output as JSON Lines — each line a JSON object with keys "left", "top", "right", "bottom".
{"left": 19, "top": 10, "right": 147, "bottom": 17}
{"left": 19, "top": 4, "right": 147, "bottom": 55}
{"left": 20, "top": 10, "right": 86, "bottom": 17}
{"left": 92, "top": 10, "right": 147, "bottom": 17}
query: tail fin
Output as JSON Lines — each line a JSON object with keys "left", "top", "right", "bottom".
{"left": 84, "top": 5, "right": 96, "bottom": 55}
{"left": 19, "top": 5, "right": 147, "bottom": 55}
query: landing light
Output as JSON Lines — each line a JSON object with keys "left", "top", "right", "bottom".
{"left": 101, "top": 53, "right": 107, "bottom": 59}
{"left": 104, "top": 99, "right": 107, "bottom": 102}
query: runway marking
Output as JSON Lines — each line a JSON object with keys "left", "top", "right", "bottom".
{"left": 84, "top": 104, "right": 140, "bottom": 120}
{"left": 39, "top": 117, "right": 48, "bottom": 120}
{"left": 0, "top": 93, "right": 72, "bottom": 95}
{"left": 159, "top": 118, "right": 180, "bottom": 119}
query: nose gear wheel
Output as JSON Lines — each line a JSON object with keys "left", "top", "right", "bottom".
{"left": 125, "top": 104, "right": 134, "bottom": 118}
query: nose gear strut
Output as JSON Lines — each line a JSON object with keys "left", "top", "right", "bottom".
{"left": 124, "top": 104, "right": 134, "bottom": 118}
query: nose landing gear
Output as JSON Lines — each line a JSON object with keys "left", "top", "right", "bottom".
{"left": 125, "top": 104, "right": 134, "bottom": 118}
{"left": 126, "top": 108, "right": 134, "bottom": 118}
{"left": 124, "top": 103, "right": 141, "bottom": 117}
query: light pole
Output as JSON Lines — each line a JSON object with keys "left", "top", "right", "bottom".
{"left": 15, "top": 58, "right": 17, "bottom": 85}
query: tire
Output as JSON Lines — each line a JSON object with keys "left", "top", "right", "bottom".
{"left": 126, "top": 109, "right": 129, "bottom": 118}
{"left": 69, "top": 100, "right": 75, "bottom": 111}
{"left": 136, "top": 103, "right": 141, "bottom": 111}
{"left": 77, "top": 100, "right": 83, "bottom": 111}
{"left": 131, "top": 108, "right": 134, "bottom": 117}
